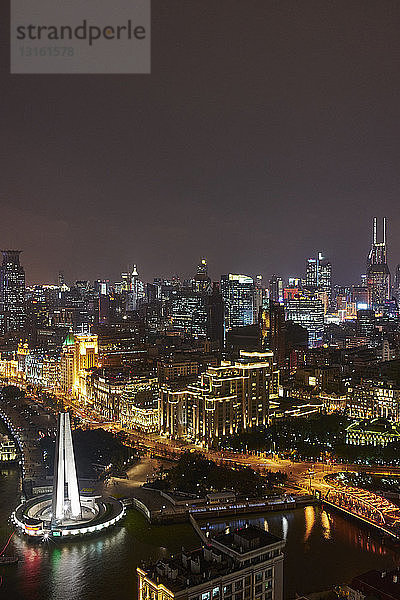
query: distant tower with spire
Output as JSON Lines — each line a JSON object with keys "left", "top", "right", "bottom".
{"left": 367, "top": 217, "right": 391, "bottom": 308}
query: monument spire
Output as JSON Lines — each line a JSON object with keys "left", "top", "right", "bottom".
{"left": 52, "top": 412, "right": 81, "bottom": 523}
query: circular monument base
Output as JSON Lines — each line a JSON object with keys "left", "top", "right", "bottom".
{"left": 12, "top": 494, "right": 125, "bottom": 539}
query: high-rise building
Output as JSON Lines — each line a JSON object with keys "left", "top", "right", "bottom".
{"left": 285, "top": 297, "right": 324, "bottom": 348}
{"left": 206, "top": 283, "right": 224, "bottom": 347}
{"left": 269, "top": 275, "right": 283, "bottom": 303}
{"left": 221, "top": 274, "right": 255, "bottom": 332}
{"left": 168, "top": 288, "right": 208, "bottom": 338}
{"left": 254, "top": 274, "right": 264, "bottom": 321}
{"left": 192, "top": 258, "right": 212, "bottom": 293}
{"left": 356, "top": 308, "right": 376, "bottom": 338}
{"left": 121, "top": 265, "right": 145, "bottom": 312}
{"left": 260, "top": 301, "right": 286, "bottom": 367}
{"left": 0, "top": 250, "right": 26, "bottom": 334}
{"left": 367, "top": 217, "right": 391, "bottom": 308}
{"left": 394, "top": 264, "right": 400, "bottom": 302}
{"left": 305, "top": 252, "right": 332, "bottom": 299}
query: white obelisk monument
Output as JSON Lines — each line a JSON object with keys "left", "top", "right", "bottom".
{"left": 51, "top": 412, "right": 82, "bottom": 523}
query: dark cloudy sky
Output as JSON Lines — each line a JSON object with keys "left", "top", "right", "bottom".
{"left": 1, "top": 1, "right": 400, "bottom": 285}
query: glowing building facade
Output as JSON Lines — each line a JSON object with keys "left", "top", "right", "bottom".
{"left": 119, "top": 376, "right": 159, "bottom": 432}
{"left": 285, "top": 297, "right": 324, "bottom": 348}
{"left": 160, "top": 351, "right": 278, "bottom": 445}
{"left": 0, "top": 250, "right": 25, "bottom": 334}
{"left": 347, "top": 380, "right": 400, "bottom": 422}
{"left": 73, "top": 333, "right": 99, "bottom": 398}
{"left": 59, "top": 331, "right": 98, "bottom": 398}
{"left": 221, "top": 274, "right": 255, "bottom": 332}
{"left": 366, "top": 217, "right": 391, "bottom": 308}
{"left": 305, "top": 252, "right": 332, "bottom": 299}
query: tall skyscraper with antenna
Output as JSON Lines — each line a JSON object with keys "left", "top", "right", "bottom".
{"left": 367, "top": 217, "right": 391, "bottom": 308}
{"left": 368, "top": 216, "right": 388, "bottom": 266}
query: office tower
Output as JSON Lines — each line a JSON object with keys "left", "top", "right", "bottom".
{"left": 168, "top": 288, "right": 208, "bottom": 338}
{"left": 357, "top": 309, "right": 375, "bottom": 338}
{"left": 52, "top": 412, "right": 82, "bottom": 524}
{"left": 285, "top": 297, "right": 324, "bottom": 347}
{"left": 192, "top": 258, "right": 211, "bottom": 293}
{"left": 305, "top": 252, "right": 332, "bottom": 298}
{"left": 98, "top": 282, "right": 110, "bottom": 325}
{"left": 221, "top": 274, "right": 255, "bottom": 331}
{"left": 226, "top": 324, "right": 262, "bottom": 355}
{"left": 260, "top": 301, "right": 286, "bottom": 367}
{"left": 269, "top": 275, "right": 283, "bottom": 303}
{"left": 0, "top": 250, "right": 26, "bottom": 334}
{"left": 138, "top": 525, "right": 285, "bottom": 600}
{"left": 352, "top": 284, "right": 369, "bottom": 308}
{"left": 367, "top": 217, "right": 391, "bottom": 308}
{"left": 121, "top": 265, "right": 145, "bottom": 312}
{"left": 206, "top": 282, "right": 224, "bottom": 347}
{"left": 306, "top": 258, "right": 318, "bottom": 289}
{"left": 254, "top": 274, "right": 264, "bottom": 322}
{"left": 368, "top": 217, "right": 388, "bottom": 265}
{"left": 394, "top": 264, "right": 400, "bottom": 302}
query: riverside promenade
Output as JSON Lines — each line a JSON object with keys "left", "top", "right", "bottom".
{"left": 118, "top": 484, "right": 315, "bottom": 524}
{"left": 0, "top": 386, "right": 56, "bottom": 496}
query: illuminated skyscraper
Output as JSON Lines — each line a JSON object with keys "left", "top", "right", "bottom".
{"left": 269, "top": 275, "right": 284, "bottom": 303}
{"left": 368, "top": 217, "right": 388, "bottom": 266}
{"left": 285, "top": 297, "right": 324, "bottom": 347}
{"left": 52, "top": 412, "right": 81, "bottom": 524}
{"left": 0, "top": 250, "right": 25, "bottom": 334}
{"left": 192, "top": 258, "right": 211, "bottom": 293}
{"left": 393, "top": 264, "right": 400, "bottom": 303}
{"left": 197, "top": 257, "right": 208, "bottom": 278}
{"left": 367, "top": 217, "right": 391, "bottom": 308}
{"left": 168, "top": 288, "right": 208, "bottom": 338}
{"left": 305, "top": 252, "right": 332, "bottom": 298}
{"left": 221, "top": 273, "right": 255, "bottom": 331}
{"left": 121, "top": 265, "right": 145, "bottom": 312}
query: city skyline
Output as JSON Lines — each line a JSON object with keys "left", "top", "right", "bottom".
{"left": 10, "top": 214, "right": 397, "bottom": 287}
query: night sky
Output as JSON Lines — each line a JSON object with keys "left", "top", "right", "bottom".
{"left": 1, "top": 1, "right": 400, "bottom": 285}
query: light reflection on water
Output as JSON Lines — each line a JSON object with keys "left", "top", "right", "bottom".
{"left": 1, "top": 468, "right": 399, "bottom": 600}
{"left": 200, "top": 505, "right": 399, "bottom": 598}
{"left": 304, "top": 505, "right": 316, "bottom": 541}
{"left": 321, "top": 510, "right": 331, "bottom": 540}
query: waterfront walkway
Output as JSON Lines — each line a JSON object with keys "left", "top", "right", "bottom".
{"left": 0, "top": 387, "right": 56, "bottom": 495}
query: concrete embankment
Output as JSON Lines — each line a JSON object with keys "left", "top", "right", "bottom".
{"left": 126, "top": 487, "right": 316, "bottom": 524}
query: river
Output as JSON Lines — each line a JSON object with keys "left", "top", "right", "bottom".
{"left": 0, "top": 466, "right": 398, "bottom": 600}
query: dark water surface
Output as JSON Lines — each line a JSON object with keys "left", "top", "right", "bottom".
{"left": 0, "top": 467, "right": 398, "bottom": 600}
